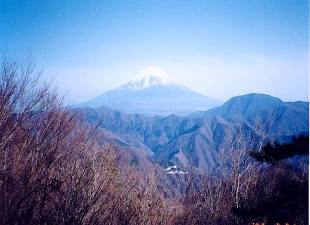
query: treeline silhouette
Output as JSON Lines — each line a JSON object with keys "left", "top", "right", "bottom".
{"left": 0, "top": 58, "right": 308, "bottom": 225}
{"left": 250, "top": 135, "right": 308, "bottom": 163}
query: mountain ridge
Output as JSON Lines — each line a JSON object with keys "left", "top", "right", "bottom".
{"left": 75, "top": 93, "right": 309, "bottom": 172}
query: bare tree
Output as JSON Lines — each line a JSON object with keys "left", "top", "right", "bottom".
{"left": 217, "top": 123, "right": 260, "bottom": 211}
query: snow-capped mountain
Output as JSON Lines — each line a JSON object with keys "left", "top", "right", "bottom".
{"left": 75, "top": 73, "right": 220, "bottom": 115}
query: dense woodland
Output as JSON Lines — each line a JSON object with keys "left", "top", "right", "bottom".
{"left": 0, "top": 58, "right": 308, "bottom": 225}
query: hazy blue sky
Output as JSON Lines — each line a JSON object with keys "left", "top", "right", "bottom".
{"left": 0, "top": 0, "right": 308, "bottom": 103}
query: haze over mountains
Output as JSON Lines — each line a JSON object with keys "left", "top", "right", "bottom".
{"left": 75, "top": 73, "right": 220, "bottom": 115}
{"left": 75, "top": 92, "right": 309, "bottom": 173}
{"left": 73, "top": 70, "right": 309, "bottom": 173}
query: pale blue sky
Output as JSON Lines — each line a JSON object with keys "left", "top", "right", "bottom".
{"left": 0, "top": 0, "right": 308, "bottom": 103}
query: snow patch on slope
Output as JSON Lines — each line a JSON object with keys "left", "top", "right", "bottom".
{"left": 164, "top": 165, "right": 188, "bottom": 175}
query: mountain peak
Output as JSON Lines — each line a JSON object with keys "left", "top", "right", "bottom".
{"left": 119, "top": 66, "right": 173, "bottom": 90}
{"left": 204, "top": 93, "right": 285, "bottom": 118}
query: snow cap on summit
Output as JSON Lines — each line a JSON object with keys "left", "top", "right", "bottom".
{"left": 119, "top": 65, "right": 174, "bottom": 90}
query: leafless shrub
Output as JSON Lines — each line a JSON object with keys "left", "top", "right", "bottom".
{"left": 0, "top": 57, "right": 171, "bottom": 225}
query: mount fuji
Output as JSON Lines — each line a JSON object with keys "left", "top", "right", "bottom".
{"left": 75, "top": 72, "right": 220, "bottom": 115}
